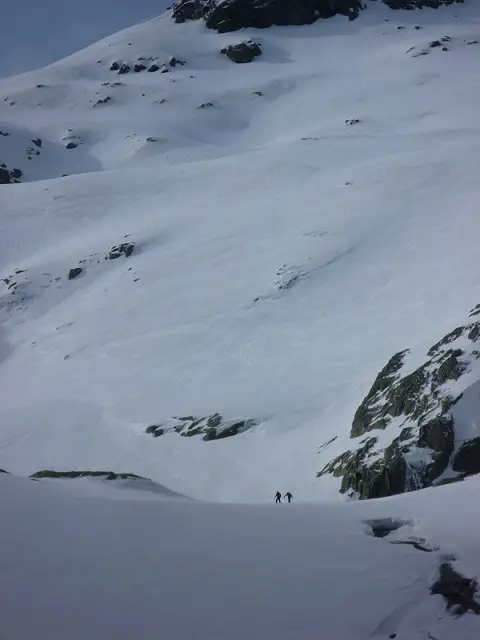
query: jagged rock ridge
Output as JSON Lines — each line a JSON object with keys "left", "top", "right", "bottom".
{"left": 172, "top": 0, "right": 462, "bottom": 33}
{"left": 318, "top": 302, "right": 480, "bottom": 499}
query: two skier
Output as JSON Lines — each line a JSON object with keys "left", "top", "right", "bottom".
{"left": 275, "top": 491, "right": 293, "bottom": 504}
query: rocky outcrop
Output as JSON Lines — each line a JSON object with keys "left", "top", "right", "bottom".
{"left": 172, "top": 0, "right": 461, "bottom": 32}
{"left": 106, "top": 242, "right": 135, "bottom": 260}
{"left": 452, "top": 438, "right": 480, "bottom": 475}
{"left": 173, "top": 0, "right": 362, "bottom": 31}
{"left": 384, "top": 0, "right": 462, "bottom": 9}
{"left": 0, "top": 163, "right": 22, "bottom": 184}
{"left": 221, "top": 41, "right": 262, "bottom": 63}
{"left": 30, "top": 470, "right": 145, "bottom": 480}
{"left": 319, "top": 303, "right": 480, "bottom": 498}
{"left": 146, "top": 413, "right": 258, "bottom": 441}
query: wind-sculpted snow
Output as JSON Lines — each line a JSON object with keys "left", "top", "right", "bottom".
{"left": 1, "top": 472, "right": 480, "bottom": 638}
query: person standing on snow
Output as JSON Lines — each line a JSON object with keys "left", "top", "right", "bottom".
{"left": 284, "top": 492, "right": 293, "bottom": 503}
{"left": 275, "top": 491, "right": 282, "bottom": 504}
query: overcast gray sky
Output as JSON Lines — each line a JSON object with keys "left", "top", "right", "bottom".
{"left": 0, "top": 0, "right": 172, "bottom": 78}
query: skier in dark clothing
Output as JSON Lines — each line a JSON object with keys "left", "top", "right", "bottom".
{"left": 284, "top": 492, "right": 293, "bottom": 503}
{"left": 275, "top": 491, "right": 282, "bottom": 504}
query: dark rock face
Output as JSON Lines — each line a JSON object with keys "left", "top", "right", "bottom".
{"left": 146, "top": 413, "right": 258, "bottom": 441}
{"left": 431, "top": 564, "right": 480, "bottom": 615}
{"left": 148, "top": 63, "right": 160, "bottom": 72}
{"left": 172, "top": 0, "right": 214, "bottom": 22}
{"left": 0, "top": 167, "right": 11, "bottom": 184}
{"left": 134, "top": 62, "right": 147, "bottom": 72}
{"left": 222, "top": 41, "right": 262, "bottom": 63}
{"left": 173, "top": 0, "right": 361, "bottom": 31}
{"left": 418, "top": 416, "right": 454, "bottom": 483}
{"left": 68, "top": 267, "right": 83, "bottom": 280}
{"left": 118, "top": 63, "right": 131, "bottom": 75}
{"left": 207, "top": 0, "right": 361, "bottom": 31}
{"left": 106, "top": 242, "right": 135, "bottom": 260}
{"left": 452, "top": 438, "right": 480, "bottom": 475}
{"left": 30, "top": 470, "right": 145, "bottom": 480}
{"left": 0, "top": 164, "right": 23, "bottom": 184}
{"left": 319, "top": 303, "right": 480, "bottom": 499}
{"left": 384, "top": 0, "right": 462, "bottom": 8}
{"left": 172, "top": 0, "right": 461, "bottom": 32}
{"left": 65, "top": 142, "right": 78, "bottom": 149}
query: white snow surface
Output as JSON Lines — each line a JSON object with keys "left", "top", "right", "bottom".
{"left": 1, "top": 1, "right": 480, "bottom": 502}
{"left": 1, "top": 471, "right": 480, "bottom": 639}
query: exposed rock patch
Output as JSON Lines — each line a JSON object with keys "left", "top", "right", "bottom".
{"left": 452, "top": 437, "right": 480, "bottom": 475}
{"left": 68, "top": 267, "right": 83, "bottom": 280}
{"left": 431, "top": 564, "right": 480, "bottom": 615}
{"left": 221, "top": 41, "right": 262, "bottom": 63}
{"left": 319, "top": 303, "right": 480, "bottom": 499}
{"left": 30, "top": 470, "right": 145, "bottom": 480}
{"left": 106, "top": 242, "right": 135, "bottom": 260}
{"left": 0, "top": 164, "right": 23, "bottom": 184}
{"left": 146, "top": 413, "right": 259, "bottom": 441}
{"left": 172, "top": 0, "right": 461, "bottom": 32}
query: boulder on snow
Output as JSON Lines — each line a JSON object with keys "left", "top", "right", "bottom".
{"left": 68, "top": 267, "right": 83, "bottom": 280}
{"left": 134, "top": 62, "right": 147, "bottom": 72}
{"left": 65, "top": 141, "right": 78, "bottom": 149}
{"left": 221, "top": 41, "right": 262, "bottom": 63}
{"left": 106, "top": 242, "right": 135, "bottom": 260}
{"left": 148, "top": 63, "right": 160, "bottom": 72}
{"left": 110, "top": 60, "right": 121, "bottom": 71}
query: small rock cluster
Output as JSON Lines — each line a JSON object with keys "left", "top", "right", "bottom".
{"left": 146, "top": 413, "right": 258, "bottom": 441}
{"left": 110, "top": 56, "right": 185, "bottom": 75}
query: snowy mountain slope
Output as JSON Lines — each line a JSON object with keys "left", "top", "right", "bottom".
{"left": 1, "top": 470, "right": 480, "bottom": 639}
{"left": 1, "top": 2, "right": 480, "bottom": 501}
